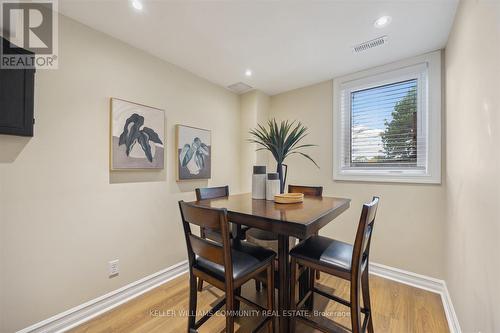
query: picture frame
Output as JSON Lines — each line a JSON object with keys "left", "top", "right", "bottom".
{"left": 110, "top": 98, "right": 165, "bottom": 170}
{"left": 175, "top": 124, "right": 212, "bottom": 181}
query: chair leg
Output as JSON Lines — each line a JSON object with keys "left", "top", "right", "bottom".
{"left": 350, "top": 275, "right": 362, "bottom": 333}
{"left": 226, "top": 288, "right": 235, "bottom": 333}
{"left": 298, "top": 264, "right": 306, "bottom": 303}
{"left": 362, "top": 268, "right": 374, "bottom": 333}
{"left": 290, "top": 258, "right": 297, "bottom": 332}
{"left": 255, "top": 280, "right": 261, "bottom": 292}
{"left": 266, "top": 264, "right": 275, "bottom": 333}
{"left": 234, "top": 287, "right": 241, "bottom": 312}
{"left": 197, "top": 228, "right": 206, "bottom": 292}
{"left": 188, "top": 274, "right": 198, "bottom": 332}
{"left": 306, "top": 267, "right": 315, "bottom": 310}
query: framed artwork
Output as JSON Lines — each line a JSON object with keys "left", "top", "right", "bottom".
{"left": 110, "top": 98, "right": 165, "bottom": 170}
{"left": 176, "top": 125, "right": 211, "bottom": 180}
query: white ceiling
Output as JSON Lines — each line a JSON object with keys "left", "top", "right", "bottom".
{"left": 59, "top": 0, "right": 458, "bottom": 95}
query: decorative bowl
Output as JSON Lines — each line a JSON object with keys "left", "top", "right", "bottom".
{"left": 274, "top": 193, "right": 304, "bottom": 204}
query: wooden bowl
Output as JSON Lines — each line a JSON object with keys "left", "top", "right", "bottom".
{"left": 274, "top": 193, "right": 304, "bottom": 204}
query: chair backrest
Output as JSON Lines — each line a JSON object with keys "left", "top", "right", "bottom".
{"left": 351, "top": 197, "right": 379, "bottom": 277}
{"left": 195, "top": 185, "right": 229, "bottom": 201}
{"left": 178, "top": 201, "right": 233, "bottom": 282}
{"left": 288, "top": 185, "right": 323, "bottom": 197}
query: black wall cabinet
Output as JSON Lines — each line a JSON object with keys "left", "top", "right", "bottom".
{"left": 0, "top": 36, "right": 36, "bottom": 137}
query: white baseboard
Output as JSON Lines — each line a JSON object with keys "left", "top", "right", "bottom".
{"left": 17, "top": 260, "right": 189, "bottom": 333}
{"left": 18, "top": 260, "right": 460, "bottom": 333}
{"left": 370, "top": 262, "right": 461, "bottom": 333}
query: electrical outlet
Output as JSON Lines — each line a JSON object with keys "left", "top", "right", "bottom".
{"left": 108, "top": 259, "right": 119, "bottom": 277}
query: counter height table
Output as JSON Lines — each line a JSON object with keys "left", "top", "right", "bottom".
{"left": 191, "top": 193, "right": 351, "bottom": 332}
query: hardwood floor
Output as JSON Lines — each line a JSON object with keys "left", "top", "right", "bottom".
{"left": 71, "top": 273, "right": 449, "bottom": 333}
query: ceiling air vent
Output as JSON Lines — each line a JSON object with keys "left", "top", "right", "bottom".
{"left": 227, "top": 82, "right": 253, "bottom": 94}
{"left": 353, "top": 36, "right": 387, "bottom": 53}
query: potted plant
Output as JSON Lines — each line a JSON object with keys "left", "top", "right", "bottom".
{"left": 249, "top": 119, "right": 319, "bottom": 193}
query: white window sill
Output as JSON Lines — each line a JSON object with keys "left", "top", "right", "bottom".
{"left": 334, "top": 170, "right": 441, "bottom": 184}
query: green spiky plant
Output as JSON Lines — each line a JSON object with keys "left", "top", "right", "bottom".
{"left": 248, "top": 119, "right": 318, "bottom": 193}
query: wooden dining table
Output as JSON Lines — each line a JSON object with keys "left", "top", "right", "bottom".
{"left": 191, "top": 193, "right": 351, "bottom": 333}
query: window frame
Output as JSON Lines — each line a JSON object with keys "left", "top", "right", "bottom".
{"left": 333, "top": 51, "right": 442, "bottom": 184}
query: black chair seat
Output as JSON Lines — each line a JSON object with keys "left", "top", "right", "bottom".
{"left": 194, "top": 240, "right": 276, "bottom": 281}
{"left": 290, "top": 235, "right": 353, "bottom": 272}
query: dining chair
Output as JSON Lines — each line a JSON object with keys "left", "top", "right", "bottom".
{"left": 246, "top": 185, "right": 323, "bottom": 290}
{"left": 289, "top": 185, "right": 323, "bottom": 280}
{"left": 195, "top": 186, "right": 230, "bottom": 292}
{"left": 289, "top": 197, "right": 379, "bottom": 333}
{"left": 195, "top": 186, "right": 249, "bottom": 291}
{"left": 179, "top": 201, "right": 276, "bottom": 333}
{"left": 288, "top": 184, "right": 323, "bottom": 197}
{"left": 195, "top": 186, "right": 230, "bottom": 243}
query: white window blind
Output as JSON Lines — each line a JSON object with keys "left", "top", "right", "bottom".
{"left": 350, "top": 79, "right": 420, "bottom": 167}
{"left": 333, "top": 52, "right": 442, "bottom": 184}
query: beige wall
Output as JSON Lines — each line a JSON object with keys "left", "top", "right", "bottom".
{"left": 0, "top": 16, "right": 242, "bottom": 332}
{"left": 445, "top": 0, "right": 500, "bottom": 331}
{"left": 269, "top": 80, "right": 446, "bottom": 279}
{"left": 239, "top": 90, "right": 270, "bottom": 191}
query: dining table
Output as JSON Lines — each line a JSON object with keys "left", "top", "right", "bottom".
{"left": 191, "top": 192, "right": 351, "bottom": 333}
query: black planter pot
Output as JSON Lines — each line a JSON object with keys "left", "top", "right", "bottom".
{"left": 276, "top": 163, "right": 288, "bottom": 194}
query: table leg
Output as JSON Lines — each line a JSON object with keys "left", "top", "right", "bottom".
{"left": 278, "top": 235, "right": 290, "bottom": 333}
{"left": 232, "top": 223, "right": 241, "bottom": 239}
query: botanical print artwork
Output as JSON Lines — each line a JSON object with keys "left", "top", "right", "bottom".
{"left": 176, "top": 125, "right": 211, "bottom": 180}
{"left": 111, "top": 98, "right": 165, "bottom": 170}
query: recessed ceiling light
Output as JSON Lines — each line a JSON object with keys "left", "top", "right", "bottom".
{"left": 132, "top": 0, "right": 143, "bottom": 11}
{"left": 245, "top": 69, "right": 252, "bottom": 77}
{"left": 374, "top": 16, "right": 392, "bottom": 28}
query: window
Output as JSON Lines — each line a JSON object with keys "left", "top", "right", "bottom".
{"left": 333, "top": 52, "right": 441, "bottom": 183}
